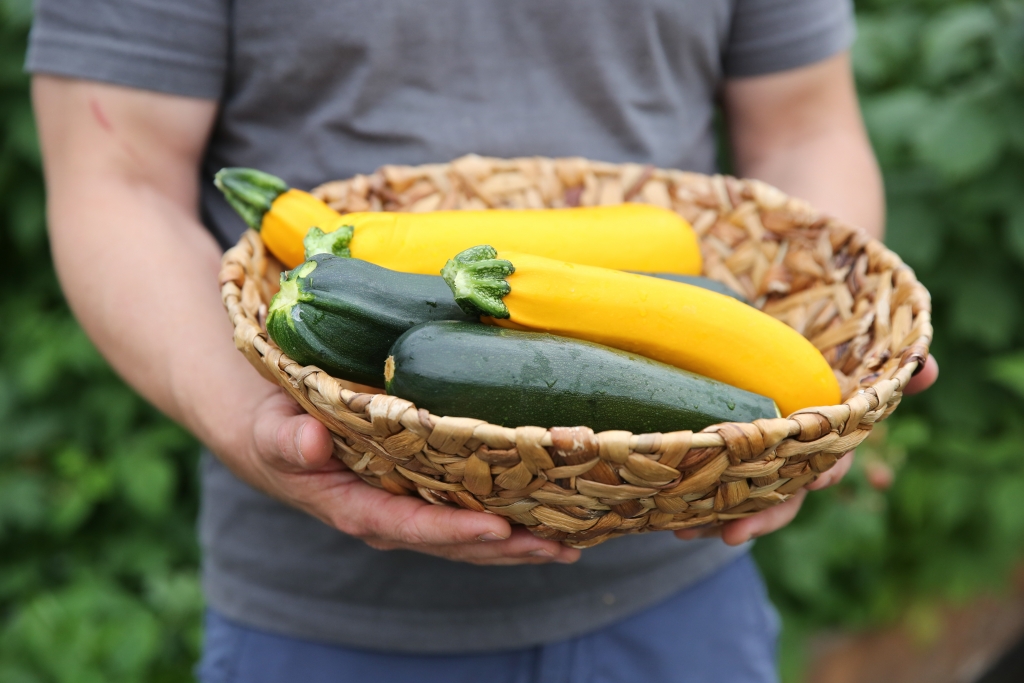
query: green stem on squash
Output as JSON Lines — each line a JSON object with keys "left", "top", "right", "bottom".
{"left": 440, "top": 245, "right": 515, "bottom": 319}
{"left": 214, "top": 168, "right": 289, "bottom": 230}
{"left": 267, "top": 260, "right": 317, "bottom": 329}
{"left": 303, "top": 225, "right": 354, "bottom": 259}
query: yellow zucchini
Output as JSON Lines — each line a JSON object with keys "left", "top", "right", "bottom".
{"left": 441, "top": 246, "right": 841, "bottom": 416}
{"left": 262, "top": 190, "right": 350, "bottom": 268}
{"left": 215, "top": 168, "right": 702, "bottom": 274}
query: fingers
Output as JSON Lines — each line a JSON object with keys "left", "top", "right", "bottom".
{"left": 676, "top": 491, "right": 809, "bottom": 544}
{"left": 378, "top": 527, "right": 582, "bottom": 566}
{"left": 322, "top": 479, "right": 579, "bottom": 563}
{"left": 272, "top": 413, "right": 335, "bottom": 469}
{"left": 388, "top": 499, "right": 518, "bottom": 546}
{"left": 865, "top": 460, "right": 894, "bottom": 490}
{"left": 333, "top": 482, "right": 546, "bottom": 550}
{"left": 674, "top": 525, "right": 720, "bottom": 542}
{"left": 905, "top": 354, "right": 938, "bottom": 395}
{"left": 251, "top": 392, "right": 335, "bottom": 471}
{"left": 454, "top": 533, "right": 582, "bottom": 565}
{"left": 328, "top": 481, "right": 510, "bottom": 545}
{"left": 719, "top": 489, "right": 807, "bottom": 546}
{"left": 806, "top": 450, "right": 854, "bottom": 490}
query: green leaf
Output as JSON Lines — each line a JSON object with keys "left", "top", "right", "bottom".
{"left": 921, "top": 5, "right": 997, "bottom": 84}
{"left": 929, "top": 471, "right": 978, "bottom": 530}
{"left": 993, "top": 2, "right": 1024, "bottom": 85}
{"left": 0, "top": 664, "right": 37, "bottom": 683}
{"left": 1005, "top": 198, "right": 1024, "bottom": 265}
{"left": 6, "top": 102, "right": 40, "bottom": 168}
{"left": 913, "top": 92, "right": 1006, "bottom": 182}
{"left": 854, "top": 13, "right": 924, "bottom": 87}
{"left": 922, "top": 348, "right": 993, "bottom": 434}
{"left": 886, "top": 416, "right": 931, "bottom": 449}
{"left": 949, "top": 273, "right": 1019, "bottom": 349}
{"left": 863, "top": 89, "right": 932, "bottom": 163}
{"left": 0, "top": 472, "right": 46, "bottom": 533}
{"left": 116, "top": 450, "right": 176, "bottom": 518}
{"left": 884, "top": 197, "right": 944, "bottom": 269}
{"left": 144, "top": 572, "right": 204, "bottom": 624}
{"left": 988, "top": 351, "right": 1024, "bottom": 398}
{"left": 1, "top": 581, "right": 161, "bottom": 680}
{"left": 0, "top": 0, "right": 32, "bottom": 29}
{"left": 7, "top": 183, "right": 45, "bottom": 253}
{"left": 50, "top": 446, "right": 115, "bottom": 534}
{"left": 988, "top": 477, "right": 1024, "bottom": 538}
{"left": 1000, "top": 97, "right": 1024, "bottom": 154}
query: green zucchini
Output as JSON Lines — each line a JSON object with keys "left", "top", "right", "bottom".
{"left": 385, "top": 321, "right": 779, "bottom": 433}
{"left": 266, "top": 255, "right": 475, "bottom": 387}
{"left": 634, "top": 273, "right": 748, "bottom": 303}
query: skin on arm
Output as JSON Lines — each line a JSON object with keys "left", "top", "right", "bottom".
{"left": 33, "top": 75, "right": 579, "bottom": 565}
{"left": 676, "top": 52, "right": 938, "bottom": 545}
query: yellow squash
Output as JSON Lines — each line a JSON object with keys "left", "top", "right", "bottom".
{"left": 441, "top": 246, "right": 841, "bottom": 417}
{"left": 215, "top": 168, "right": 702, "bottom": 274}
{"left": 261, "top": 189, "right": 350, "bottom": 268}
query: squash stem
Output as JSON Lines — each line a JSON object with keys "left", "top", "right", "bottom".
{"left": 303, "top": 225, "right": 354, "bottom": 259}
{"left": 214, "top": 168, "right": 290, "bottom": 230}
{"left": 440, "top": 245, "right": 515, "bottom": 319}
{"left": 268, "top": 261, "right": 317, "bottom": 328}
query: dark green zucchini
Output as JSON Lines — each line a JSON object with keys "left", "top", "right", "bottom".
{"left": 385, "top": 321, "right": 779, "bottom": 433}
{"left": 634, "top": 273, "right": 748, "bottom": 303}
{"left": 266, "top": 255, "right": 475, "bottom": 387}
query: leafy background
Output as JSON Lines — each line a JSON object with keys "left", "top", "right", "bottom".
{"left": 1, "top": 0, "right": 1022, "bottom": 680}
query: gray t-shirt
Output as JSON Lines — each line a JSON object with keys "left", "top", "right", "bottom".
{"left": 27, "top": 0, "right": 854, "bottom": 654}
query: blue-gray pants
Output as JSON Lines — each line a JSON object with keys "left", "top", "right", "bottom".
{"left": 197, "top": 553, "right": 779, "bottom": 683}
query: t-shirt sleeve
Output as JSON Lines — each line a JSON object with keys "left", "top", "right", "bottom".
{"left": 723, "top": 0, "right": 855, "bottom": 78}
{"left": 25, "top": 0, "right": 229, "bottom": 100}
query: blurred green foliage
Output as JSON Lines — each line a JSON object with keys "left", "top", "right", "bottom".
{"left": 753, "top": 0, "right": 1024, "bottom": 679}
{"left": 0, "top": 3, "right": 203, "bottom": 682}
{"left": 1, "top": 0, "right": 1023, "bottom": 681}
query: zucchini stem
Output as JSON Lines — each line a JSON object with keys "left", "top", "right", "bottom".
{"left": 214, "top": 168, "right": 289, "bottom": 230}
{"left": 268, "top": 260, "right": 317, "bottom": 327}
{"left": 303, "top": 225, "right": 354, "bottom": 259}
{"left": 441, "top": 245, "right": 515, "bottom": 319}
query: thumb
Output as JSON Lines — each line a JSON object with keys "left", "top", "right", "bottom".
{"left": 253, "top": 394, "right": 335, "bottom": 470}
{"left": 279, "top": 414, "right": 336, "bottom": 469}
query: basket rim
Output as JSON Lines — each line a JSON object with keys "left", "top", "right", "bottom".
{"left": 218, "top": 156, "right": 933, "bottom": 543}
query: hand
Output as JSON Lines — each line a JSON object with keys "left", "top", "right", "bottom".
{"left": 238, "top": 390, "right": 581, "bottom": 566}
{"left": 675, "top": 354, "right": 939, "bottom": 545}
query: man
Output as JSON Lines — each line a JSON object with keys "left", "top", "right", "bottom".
{"left": 27, "top": 1, "right": 938, "bottom": 680}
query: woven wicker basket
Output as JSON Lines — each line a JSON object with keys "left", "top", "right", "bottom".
{"left": 219, "top": 154, "right": 932, "bottom": 549}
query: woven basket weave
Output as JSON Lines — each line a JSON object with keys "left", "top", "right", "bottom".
{"left": 219, "top": 154, "right": 932, "bottom": 549}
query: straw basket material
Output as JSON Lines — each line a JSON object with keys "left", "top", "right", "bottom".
{"left": 219, "top": 155, "right": 932, "bottom": 549}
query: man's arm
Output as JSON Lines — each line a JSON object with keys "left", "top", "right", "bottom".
{"left": 676, "top": 52, "right": 937, "bottom": 545}
{"left": 33, "top": 75, "right": 579, "bottom": 565}
{"left": 724, "top": 51, "right": 884, "bottom": 238}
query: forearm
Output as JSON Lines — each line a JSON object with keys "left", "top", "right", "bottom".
{"left": 733, "top": 129, "right": 884, "bottom": 239}
{"left": 48, "top": 180, "right": 272, "bottom": 457}
{"left": 35, "top": 77, "right": 270, "bottom": 464}
{"left": 725, "top": 52, "right": 885, "bottom": 239}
